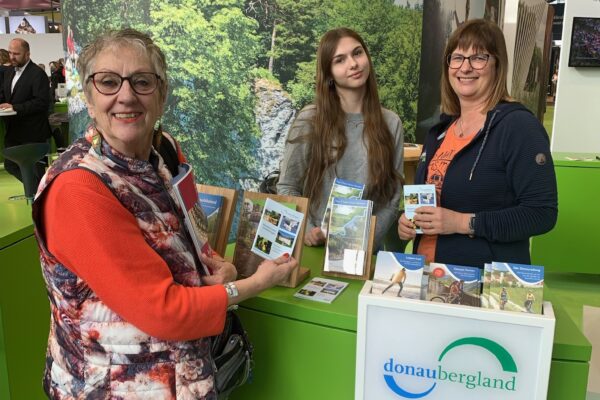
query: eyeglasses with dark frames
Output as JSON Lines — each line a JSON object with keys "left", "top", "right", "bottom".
{"left": 87, "top": 72, "right": 162, "bottom": 95}
{"left": 447, "top": 54, "right": 492, "bottom": 70}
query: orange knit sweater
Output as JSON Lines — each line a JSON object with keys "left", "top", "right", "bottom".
{"left": 41, "top": 168, "right": 227, "bottom": 341}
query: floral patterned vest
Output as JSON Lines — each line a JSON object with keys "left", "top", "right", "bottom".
{"left": 32, "top": 128, "right": 217, "bottom": 399}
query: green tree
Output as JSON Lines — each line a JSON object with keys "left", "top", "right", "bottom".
{"left": 64, "top": 0, "right": 262, "bottom": 187}
{"left": 148, "top": 0, "right": 262, "bottom": 187}
{"left": 245, "top": 0, "right": 323, "bottom": 84}
{"left": 62, "top": 0, "right": 151, "bottom": 45}
{"left": 328, "top": 0, "right": 421, "bottom": 141}
{"left": 286, "top": 0, "right": 422, "bottom": 141}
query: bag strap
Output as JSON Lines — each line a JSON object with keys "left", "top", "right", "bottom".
{"left": 157, "top": 133, "right": 180, "bottom": 176}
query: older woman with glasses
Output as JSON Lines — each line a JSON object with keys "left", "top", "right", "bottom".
{"left": 398, "top": 19, "right": 557, "bottom": 268}
{"left": 32, "top": 28, "right": 297, "bottom": 399}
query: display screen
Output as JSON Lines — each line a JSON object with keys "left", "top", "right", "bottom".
{"left": 568, "top": 17, "right": 600, "bottom": 67}
{"left": 8, "top": 16, "right": 47, "bottom": 34}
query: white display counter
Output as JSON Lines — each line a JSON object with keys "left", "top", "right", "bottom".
{"left": 355, "top": 281, "right": 555, "bottom": 400}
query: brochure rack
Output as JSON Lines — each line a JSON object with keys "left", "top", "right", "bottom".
{"left": 233, "top": 191, "right": 310, "bottom": 288}
{"left": 356, "top": 281, "right": 556, "bottom": 400}
{"left": 322, "top": 215, "right": 376, "bottom": 281}
{"left": 197, "top": 184, "right": 237, "bottom": 256}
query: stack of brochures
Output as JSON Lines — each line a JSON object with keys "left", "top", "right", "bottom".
{"left": 321, "top": 178, "right": 365, "bottom": 235}
{"left": 426, "top": 263, "right": 481, "bottom": 307}
{"left": 324, "top": 198, "right": 373, "bottom": 276}
{"left": 171, "top": 163, "right": 211, "bottom": 275}
{"left": 371, "top": 252, "right": 425, "bottom": 299}
{"left": 481, "top": 262, "right": 544, "bottom": 314}
{"left": 198, "top": 192, "right": 224, "bottom": 250}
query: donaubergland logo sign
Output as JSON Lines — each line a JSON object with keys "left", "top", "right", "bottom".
{"left": 383, "top": 337, "right": 517, "bottom": 398}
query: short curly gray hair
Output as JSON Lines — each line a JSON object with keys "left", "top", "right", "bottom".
{"left": 77, "top": 28, "right": 168, "bottom": 100}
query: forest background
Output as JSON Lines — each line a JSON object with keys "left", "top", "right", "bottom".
{"left": 62, "top": 0, "right": 423, "bottom": 191}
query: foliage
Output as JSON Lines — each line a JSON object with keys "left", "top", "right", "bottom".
{"left": 286, "top": 60, "right": 316, "bottom": 109}
{"left": 245, "top": 0, "right": 324, "bottom": 84}
{"left": 65, "top": 0, "right": 261, "bottom": 187}
{"left": 62, "top": 0, "right": 151, "bottom": 46}
{"left": 65, "top": 0, "right": 423, "bottom": 185}
{"left": 147, "top": 0, "right": 262, "bottom": 187}
{"left": 285, "top": 0, "right": 422, "bottom": 142}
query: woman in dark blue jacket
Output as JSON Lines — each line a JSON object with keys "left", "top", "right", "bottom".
{"left": 398, "top": 19, "right": 557, "bottom": 268}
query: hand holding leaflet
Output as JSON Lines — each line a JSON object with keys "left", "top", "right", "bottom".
{"left": 251, "top": 198, "right": 305, "bottom": 260}
{"left": 403, "top": 184, "right": 436, "bottom": 234}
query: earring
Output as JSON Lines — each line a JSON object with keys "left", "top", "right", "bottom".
{"left": 154, "top": 119, "right": 163, "bottom": 135}
{"left": 328, "top": 79, "right": 335, "bottom": 88}
{"left": 153, "top": 119, "right": 163, "bottom": 149}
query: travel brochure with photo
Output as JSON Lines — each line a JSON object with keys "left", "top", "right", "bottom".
{"left": 324, "top": 197, "right": 372, "bottom": 276}
{"left": 198, "top": 192, "right": 224, "bottom": 250}
{"left": 426, "top": 263, "right": 481, "bottom": 307}
{"left": 171, "top": 163, "right": 211, "bottom": 275}
{"left": 371, "top": 252, "right": 425, "bottom": 300}
{"left": 234, "top": 197, "right": 297, "bottom": 277}
{"left": 481, "top": 263, "right": 493, "bottom": 308}
{"left": 403, "top": 184, "right": 436, "bottom": 234}
{"left": 251, "top": 198, "right": 305, "bottom": 260}
{"left": 294, "top": 277, "right": 349, "bottom": 304}
{"left": 489, "top": 262, "right": 544, "bottom": 314}
{"left": 321, "top": 178, "right": 365, "bottom": 235}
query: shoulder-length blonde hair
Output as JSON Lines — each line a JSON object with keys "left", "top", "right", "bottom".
{"left": 441, "top": 19, "right": 512, "bottom": 115}
{"left": 292, "top": 27, "right": 399, "bottom": 209}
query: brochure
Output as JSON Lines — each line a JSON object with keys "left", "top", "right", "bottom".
{"left": 403, "top": 184, "right": 436, "bottom": 233}
{"left": 198, "top": 192, "right": 224, "bottom": 250}
{"left": 371, "top": 252, "right": 425, "bottom": 299}
{"left": 251, "top": 198, "right": 305, "bottom": 260}
{"left": 481, "top": 263, "right": 493, "bottom": 309}
{"left": 321, "top": 178, "right": 365, "bottom": 236}
{"left": 233, "top": 196, "right": 297, "bottom": 277}
{"left": 426, "top": 263, "right": 481, "bottom": 307}
{"left": 171, "top": 163, "right": 211, "bottom": 275}
{"left": 294, "top": 277, "right": 349, "bottom": 304}
{"left": 490, "top": 262, "right": 544, "bottom": 314}
{"left": 324, "top": 197, "right": 372, "bottom": 276}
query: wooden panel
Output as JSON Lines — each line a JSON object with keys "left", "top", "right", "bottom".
{"left": 197, "top": 184, "right": 238, "bottom": 256}
{"left": 233, "top": 191, "right": 310, "bottom": 288}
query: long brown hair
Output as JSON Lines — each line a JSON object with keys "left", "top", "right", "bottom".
{"left": 293, "top": 27, "right": 399, "bottom": 210}
{"left": 441, "top": 19, "right": 512, "bottom": 115}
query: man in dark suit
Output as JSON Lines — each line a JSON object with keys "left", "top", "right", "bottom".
{"left": 0, "top": 38, "right": 51, "bottom": 185}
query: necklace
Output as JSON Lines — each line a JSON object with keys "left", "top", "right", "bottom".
{"left": 457, "top": 118, "right": 465, "bottom": 138}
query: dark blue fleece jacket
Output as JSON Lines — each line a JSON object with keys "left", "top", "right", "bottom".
{"left": 414, "top": 102, "right": 558, "bottom": 268}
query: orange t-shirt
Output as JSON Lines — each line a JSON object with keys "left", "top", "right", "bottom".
{"left": 417, "top": 122, "right": 475, "bottom": 264}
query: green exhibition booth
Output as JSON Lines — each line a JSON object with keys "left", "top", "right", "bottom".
{"left": 1, "top": 152, "right": 599, "bottom": 398}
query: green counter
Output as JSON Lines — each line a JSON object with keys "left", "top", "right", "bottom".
{"left": 228, "top": 246, "right": 594, "bottom": 400}
{"left": 0, "top": 169, "right": 594, "bottom": 399}
{"left": 531, "top": 152, "right": 600, "bottom": 274}
{"left": 0, "top": 172, "right": 49, "bottom": 399}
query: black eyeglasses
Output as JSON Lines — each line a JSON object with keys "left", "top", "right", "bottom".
{"left": 447, "top": 54, "right": 492, "bottom": 70}
{"left": 87, "top": 72, "right": 162, "bottom": 95}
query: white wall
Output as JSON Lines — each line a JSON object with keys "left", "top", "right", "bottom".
{"left": 0, "top": 33, "right": 64, "bottom": 76}
{"left": 551, "top": 1, "right": 600, "bottom": 153}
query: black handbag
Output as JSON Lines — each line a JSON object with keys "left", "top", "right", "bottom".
{"left": 211, "top": 309, "right": 254, "bottom": 398}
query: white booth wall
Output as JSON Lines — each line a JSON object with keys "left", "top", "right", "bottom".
{"left": 552, "top": 1, "right": 600, "bottom": 154}
{"left": 0, "top": 34, "right": 64, "bottom": 76}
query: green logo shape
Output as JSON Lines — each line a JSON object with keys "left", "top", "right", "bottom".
{"left": 438, "top": 337, "right": 518, "bottom": 373}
